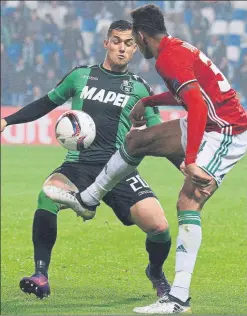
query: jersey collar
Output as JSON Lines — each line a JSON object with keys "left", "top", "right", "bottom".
{"left": 158, "top": 35, "right": 172, "bottom": 55}
{"left": 99, "top": 64, "right": 128, "bottom": 76}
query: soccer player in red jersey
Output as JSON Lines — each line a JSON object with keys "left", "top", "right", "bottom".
{"left": 44, "top": 4, "right": 247, "bottom": 313}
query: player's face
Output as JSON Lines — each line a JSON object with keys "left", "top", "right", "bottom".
{"left": 133, "top": 31, "right": 153, "bottom": 59}
{"left": 104, "top": 29, "right": 137, "bottom": 68}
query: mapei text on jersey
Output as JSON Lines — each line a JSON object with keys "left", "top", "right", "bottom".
{"left": 80, "top": 86, "right": 130, "bottom": 108}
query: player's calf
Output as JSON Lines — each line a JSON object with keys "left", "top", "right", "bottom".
{"left": 130, "top": 198, "right": 171, "bottom": 297}
{"left": 169, "top": 176, "right": 217, "bottom": 304}
{"left": 177, "top": 176, "right": 217, "bottom": 211}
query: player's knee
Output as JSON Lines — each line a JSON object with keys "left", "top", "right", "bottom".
{"left": 147, "top": 223, "right": 171, "bottom": 243}
{"left": 125, "top": 130, "right": 142, "bottom": 156}
{"left": 37, "top": 190, "right": 60, "bottom": 215}
{"left": 44, "top": 177, "right": 64, "bottom": 188}
{"left": 146, "top": 219, "right": 169, "bottom": 235}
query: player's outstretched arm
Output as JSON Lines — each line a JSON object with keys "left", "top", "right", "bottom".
{"left": 1, "top": 66, "right": 80, "bottom": 132}
{"left": 142, "top": 91, "right": 182, "bottom": 107}
{"left": 178, "top": 82, "right": 212, "bottom": 192}
{"left": 1, "top": 95, "right": 58, "bottom": 131}
{"left": 178, "top": 82, "right": 207, "bottom": 165}
{"left": 129, "top": 91, "right": 182, "bottom": 127}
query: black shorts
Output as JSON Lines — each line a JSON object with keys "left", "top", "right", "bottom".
{"left": 51, "top": 162, "right": 157, "bottom": 226}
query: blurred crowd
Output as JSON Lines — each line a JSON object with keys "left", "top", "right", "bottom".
{"left": 1, "top": 0, "right": 247, "bottom": 108}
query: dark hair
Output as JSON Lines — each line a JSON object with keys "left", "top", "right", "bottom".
{"left": 107, "top": 20, "right": 133, "bottom": 37}
{"left": 131, "top": 4, "right": 167, "bottom": 36}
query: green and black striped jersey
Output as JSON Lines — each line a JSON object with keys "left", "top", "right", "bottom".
{"left": 48, "top": 64, "right": 162, "bottom": 164}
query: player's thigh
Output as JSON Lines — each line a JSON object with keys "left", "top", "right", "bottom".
{"left": 126, "top": 119, "right": 184, "bottom": 158}
{"left": 44, "top": 162, "right": 96, "bottom": 192}
{"left": 181, "top": 119, "right": 247, "bottom": 186}
{"left": 177, "top": 176, "right": 218, "bottom": 211}
{"left": 178, "top": 122, "right": 247, "bottom": 211}
{"left": 42, "top": 162, "right": 98, "bottom": 211}
{"left": 40, "top": 163, "right": 82, "bottom": 213}
{"left": 44, "top": 173, "right": 78, "bottom": 192}
{"left": 103, "top": 170, "right": 166, "bottom": 231}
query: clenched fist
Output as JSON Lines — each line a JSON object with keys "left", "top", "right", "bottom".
{"left": 129, "top": 100, "right": 146, "bottom": 127}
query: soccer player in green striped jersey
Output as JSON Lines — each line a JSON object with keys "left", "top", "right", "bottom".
{"left": 1, "top": 20, "right": 178, "bottom": 299}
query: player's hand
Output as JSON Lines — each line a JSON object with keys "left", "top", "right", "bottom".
{"left": 1, "top": 119, "right": 7, "bottom": 133}
{"left": 129, "top": 100, "right": 146, "bottom": 127}
{"left": 180, "top": 161, "right": 187, "bottom": 176}
{"left": 186, "top": 163, "right": 213, "bottom": 196}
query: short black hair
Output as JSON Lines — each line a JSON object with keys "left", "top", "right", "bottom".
{"left": 131, "top": 4, "right": 167, "bottom": 36}
{"left": 107, "top": 20, "right": 133, "bottom": 37}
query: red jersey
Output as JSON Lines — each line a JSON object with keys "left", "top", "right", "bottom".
{"left": 155, "top": 36, "right": 247, "bottom": 135}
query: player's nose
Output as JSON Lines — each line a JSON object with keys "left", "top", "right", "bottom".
{"left": 119, "top": 42, "right": 126, "bottom": 52}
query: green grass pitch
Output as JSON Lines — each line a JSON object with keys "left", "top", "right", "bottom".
{"left": 1, "top": 145, "right": 247, "bottom": 315}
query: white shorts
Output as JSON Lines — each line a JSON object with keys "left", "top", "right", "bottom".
{"left": 179, "top": 117, "right": 247, "bottom": 186}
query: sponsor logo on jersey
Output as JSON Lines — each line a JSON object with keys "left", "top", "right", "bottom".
{"left": 120, "top": 80, "right": 134, "bottom": 94}
{"left": 81, "top": 75, "right": 98, "bottom": 80}
{"left": 80, "top": 86, "right": 130, "bottom": 108}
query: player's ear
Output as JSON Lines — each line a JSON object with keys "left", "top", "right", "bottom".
{"left": 104, "top": 39, "right": 109, "bottom": 49}
{"left": 133, "top": 43, "right": 137, "bottom": 54}
{"left": 138, "top": 31, "right": 144, "bottom": 42}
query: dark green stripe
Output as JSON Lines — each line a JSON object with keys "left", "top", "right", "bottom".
{"left": 177, "top": 210, "right": 201, "bottom": 226}
{"left": 147, "top": 229, "right": 171, "bottom": 243}
{"left": 119, "top": 145, "right": 141, "bottom": 166}
{"left": 208, "top": 134, "right": 229, "bottom": 173}
{"left": 177, "top": 210, "right": 201, "bottom": 218}
{"left": 178, "top": 219, "right": 201, "bottom": 226}
{"left": 210, "top": 135, "right": 232, "bottom": 174}
{"left": 206, "top": 134, "right": 228, "bottom": 172}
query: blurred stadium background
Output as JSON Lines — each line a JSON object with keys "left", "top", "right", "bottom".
{"left": 1, "top": 0, "right": 247, "bottom": 146}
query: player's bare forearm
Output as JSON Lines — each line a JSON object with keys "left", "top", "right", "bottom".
{"left": 178, "top": 82, "right": 208, "bottom": 165}
{"left": 3, "top": 95, "right": 58, "bottom": 126}
{"left": 142, "top": 91, "right": 181, "bottom": 107}
{"left": 130, "top": 92, "right": 181, "bottom": 127}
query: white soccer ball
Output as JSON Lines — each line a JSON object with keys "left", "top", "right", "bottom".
{"left": 55, "top": 110, "right": 96, "bottom": 151}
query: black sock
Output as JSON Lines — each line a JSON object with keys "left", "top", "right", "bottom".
{"left": 32, "top": 209, "right": 57, "bottom": 278}
{"left": 146, "top": 238, "right": 171, "bottom": 278}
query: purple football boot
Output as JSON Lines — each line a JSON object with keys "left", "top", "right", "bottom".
{"left": 20, "top": 272, "right": 50, "bottom": 299}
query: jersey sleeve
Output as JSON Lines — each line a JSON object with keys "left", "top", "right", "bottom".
{"left": 145, "top": 106, "right": 162, "bottom": 127}
{"left": 48, "top": 68, "right": 78, "bottom": 105}
{"left": 156, "top": 47, "right": 197, "bottom": 95}
{"left": 136, "top": 79, "right": 162, "bottom": 127}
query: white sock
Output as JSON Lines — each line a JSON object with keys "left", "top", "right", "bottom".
{"left": 169, "top": 211, "right": 202, "bottom": 303}
{"left": 80, "top": 146, "right": 142, "bottom": 205}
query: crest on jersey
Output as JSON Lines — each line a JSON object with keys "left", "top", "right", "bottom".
{"left": 120, "top": 80, "right": 134, "bottom": 94}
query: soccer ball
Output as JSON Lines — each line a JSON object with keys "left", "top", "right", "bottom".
{"left": 55, "top": 110, "right": 96, "bottom": 151}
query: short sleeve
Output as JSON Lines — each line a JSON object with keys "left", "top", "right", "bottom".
{"left": 48, "top": 68, "right": 77, "bottom": 105}
{"left": 145, "top": 106, "right": 162, "bottom": 127}
{"left": 156, "top": 47, "right": 197, "bottom": 95}
{"left": 138, "top": 80, "right": 162, "bottom": 126}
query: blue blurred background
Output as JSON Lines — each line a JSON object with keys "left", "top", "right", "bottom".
{"left": 1, "top": 0, "right": 247, "bottom": 108}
